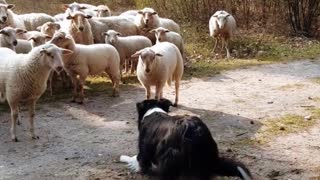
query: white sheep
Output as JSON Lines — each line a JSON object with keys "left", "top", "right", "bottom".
{"left": 16, "top": 32, "right": 51, "bottom": 53}
{"left": 103, "top": 30, "right": 152, "bottom": 74}
{"left": 0, "top": 4, "right": 54, "bottom": 31}
{"left": 66, "top": 11, "right": 94, "bottom": 45}
{"left": 89, "top": 16, "right": 139, "bottom": 43}
{"left": 64, "top": 2, "right": 97, "bottom": 17}
{"left": 0, "top": 44, "right": 72, "bottom": 142}
{"left": 37, "top": 22, "right": 61, "bottom": 37}
{"left": 135, "top": 8, "right": 180, "bottom": 32}
{"left": 132, "top": 42, "right": 184, "bottom": 106}
{"left": 94, "top": 5, "right": 111, "bottom": 17}
{"left": 54, "top": 13, "right": 65, "bottom": 22}
{"left": 48, "top": 32, "right": 121, "bottom": 104}
{"left": 209, "top": 10, "right": 236, "bottom": 59}
{"left": 0, "top": 27, "right": 26, "bottom": 51}
{"left": 150, "top": 27, "right": 184, "bottom": 56}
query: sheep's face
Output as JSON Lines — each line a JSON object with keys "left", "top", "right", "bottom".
{"left": 153, "top": 28, "right": 169, "bottom": 42}
{"left": 94, "top": 5, "right": 110, "bottom": 17}
{"left": 0, "top": 27, "right": 25, "bottom": 47}
{"left": 138, "top": 8, "right": 157, "bottom": 28}
{"left": 133, "top": 48, "right": 163, "bottom": 74}
{"left": 29, "top": 34, "right": 52, "bottom": 48}
{"left": 48, "top": 32, "right": 72, "bottom": 50}
{"left": 0, "top": 4, "right": 14, "bottom": 24}
{"left": 41, "top": 22, "right": 60, "bottom": 37}
{"left": 67, "top": 12, "right": 92, "bottom": 32}
{"left": 39, "top": 45, "right": 72, "bottom": 70}
{"left": 104, "top": 30, "right": 120, "bottom": 45}
{"left": 214, "top": 14, "right": 230, "bottom": 29}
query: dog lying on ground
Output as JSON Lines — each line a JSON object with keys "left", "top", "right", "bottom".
{"left": 120, "top": 99, "right": 252, "bottom": 180}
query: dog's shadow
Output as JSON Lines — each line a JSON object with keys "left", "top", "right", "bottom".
{"left": 170, "top": 105, "right": 262, "bottom": 147}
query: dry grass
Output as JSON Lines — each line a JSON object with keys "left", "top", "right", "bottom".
{"left": 277, "top": 84, "right": 306, "bottom": 91}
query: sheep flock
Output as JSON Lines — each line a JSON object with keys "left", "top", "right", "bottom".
{"left": 0, "top": 1, "right": 242, "bottom": 179}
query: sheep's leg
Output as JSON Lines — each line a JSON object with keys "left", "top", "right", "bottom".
{"left": 145, "top": 85, "right": 151, "bottom": 100}
{"left": 124, "top": 58, "right": 129, "bottom": 74}
{"left": 10, "top": 104, "right": 19, "bottom": 142}
{"left": 17, "top": 106, "right": 21, "bottom": 125}
{"left": 155, "top": 84, "right": 164, "bottom": 101}
{"left": 78, "top": 77, "right": 86, "bottom": 104}
{"left": 48, "top": 71, "right": 53, "bottom": 96}
{"left": 28, "top": 101, "right": 38, "bottom": 140}
{"left": 225, "top": 39, "right": 230, "bottom": 59}
{"left": 174, "top": 80, "right": 180, "bottom": 107}
{"left": 106, "top": 70, "right": 120, "bottom": 97}
{"left": 212, "top": 38, "right": 218, "bottom": 54}
{"left": 131, "top": 58, "right": 138, "bottom": 74}
{"left": 71, "top": 76, "right": 78, "bottom": 103}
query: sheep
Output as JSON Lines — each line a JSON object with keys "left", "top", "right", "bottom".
{"left": 89, "top": 16, "right": 139, "bottom": 43}
{"left": 0, "top": 4, "right": 25, "bottom": 29}
{"left": 0, "top": 43, "right": 72, "bottom": 142}
{"left": 37, "top": 22, "right": 61, "bottom": 37}
{"left": 135, "top": 8, "right": 180, "bottom": 32}
{"left": 150, "top": 27, "right": 184, "bottom": 56}
{"left": 54, "top": 13, "right": 65, "bottom": 22}
{"left": 0, "top": 27, "right": 26, "bottom": 51}
{"left": 66, "top": 11, "right": 94, "bottom": 45}
{"left": 48, "top": 32, "right": 121, "bottom": 104}
{"left": 209, "top": 10, "right": 236, "bottom": 59}
{"left": 18, "top": 13, "right": 55, "bottom": 31}
{"left": 64, "top": 2, "right": 97, "bottom": 17}
{"left": 132, "top": 42, "right": 184, "bottom": 106}
{"left": 0, "top": 4, "right": 54, "bottom": 31}
{"left": 103, "top": 30, "right": 152, "bottom": 75}
{"left": 120, "top": 10, "right": 138, "bottom": 17}
{"left": 94, "top": 5, "right": 111, "bottom": 17}
{"left": 15, "top": 32, "right": 51, "bottom": 53}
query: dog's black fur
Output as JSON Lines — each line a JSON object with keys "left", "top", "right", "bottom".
{"left": 136, "top": 99, "right": 252, "bottom": 180}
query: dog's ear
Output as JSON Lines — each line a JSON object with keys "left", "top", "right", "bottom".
{"left": 158, "top": 98, "right": 173, "bottom": 112}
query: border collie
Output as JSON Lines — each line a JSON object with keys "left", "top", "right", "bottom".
{"left": 120, "top": 99, "right": 252, "bottom": 180}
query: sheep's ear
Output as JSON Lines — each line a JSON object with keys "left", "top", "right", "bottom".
{"left": 225, "top": 14, "right": 230, "bottom": 18}
{"left": 36, "top": 26, "right": 42, "bottom": 31}
{"left": 0, "top": 30, "right": 4, "bottom": 34}
{"left": 7, "top": 4, "right": 15, "bottom": 9}
{"left": 102, "top": 32, "right": 108, "bottom": 37}
{"left": 116, "top": 32, "right": 121, "bottom": 36}
{"left": 79, "top": 6, "right": 87, "bottom": 10}
{"left": 85, "top": 14, "right": 92, "bottom": 19}
{"left": 27, "top": 37, "right": 35, "bottom": 41}
{"left": 93, "top": 9, "right": 99, "bottom": 12}
{"left": 131, "top": 50, "right": 142, "bottom": 58}
{"left": 137, "top": 10, "right": 143, "bottom": 14}
{"left": 53, "top": 23, "right": 61, "bottom": 30}
{"left": 151, "top": 12, "right": 157, "bottom": 15}
{"left": 66, "top": 14, "right": 73, "bottom": 20}
{"left": 63, "top": 4, "right": 69, "bottom": 10}
{"left": 155, "top": 53, "right": 163, "bottom": 57}
{"left": 213, "top": 15, "right": 218, "bottom": 18}
{"left": 45, "top": 35, "right": 52, "bottom": 39}
{"left": 164, "top": 29, "right": 170, "bottom": 33}
{"left": 16, "top": 28, "right": 27, "bottom": 34}
{"left": 60, "top": 48, "right": 73, "bottom": 55}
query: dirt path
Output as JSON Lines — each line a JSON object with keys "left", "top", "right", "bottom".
{"left": 1, "top": 60, "right": 320, "bottom": 180}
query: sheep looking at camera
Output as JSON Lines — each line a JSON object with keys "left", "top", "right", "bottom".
{"left": 0, "top": 26, "right": 26, "bottom": 51}
{"left": 132, "top": 42, "right": 184, "bottom": 106}
{"left": 0, "top": 44, "right": 72, "bottom": 142}
{"left": 209, "top": 10, "right": 236, "bottom": 59}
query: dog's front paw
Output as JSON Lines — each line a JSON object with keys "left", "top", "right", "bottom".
{"left": 120, "top": 155, "right": 140, "bottom": 172}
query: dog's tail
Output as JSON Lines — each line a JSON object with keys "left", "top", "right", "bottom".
{"left": 213, "top": 157, "right": 252, "bottom": 180}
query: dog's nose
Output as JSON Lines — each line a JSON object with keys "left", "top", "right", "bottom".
{"left": 13, "top": 40, "right": 17, "bottom": 46}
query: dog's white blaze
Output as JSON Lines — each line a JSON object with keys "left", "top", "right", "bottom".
{"left": 120, "top": 155, "right": 141, "bottom": 172}
{"left": 237, "top": 166, "right": 251, "bottom": 180}
{"left": 143, "top": 107, "right": 167, "bottom": 119}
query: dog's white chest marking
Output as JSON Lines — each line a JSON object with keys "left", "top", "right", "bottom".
{"left": 120, "top": 155, "right": 141, "bottom": 172}
{"left": 143, "top": 107, "right": 167, "bottom": 119}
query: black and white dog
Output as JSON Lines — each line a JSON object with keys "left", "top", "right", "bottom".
{"left": 120, "top": 99, "right": 252, "bottom": 180}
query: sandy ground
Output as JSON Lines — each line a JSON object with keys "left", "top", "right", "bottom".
{"left": 1, "top": 60, "right": 320, "bottom": 180}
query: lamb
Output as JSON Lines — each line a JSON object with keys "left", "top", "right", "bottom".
{"left": 37, "top": 22, "right": 61, "bottom": 37}
{"left": 0, "top": 44, "right": 72, "bottom": 142}
{"left": 48, "top": 32, "right": 121, "bottom": 104}
{"left": 132, "top": 42, "right": 184, "bottom": 106}
{"left": 94, "top": 5, "right": 111, "bottom": 17}
{"left": 89, "top": 16, "right": 139, "bottom": 43}
{"left": 16, "top": 32, "right": 51, "bottom": 53}
{"left": 150, "top": 27, "right": 184, "bottom": 56}
{"left": 104, "top": 30, "right": 152, "bottom": 74}
{"left": 66, "top": 11, "right": 94, "bottom": 45}
{"left": 209, "top": 10, "right": 236, "bottom": 59}
{"left": 0, "top": 4, "right": 54, "bottom": 31}
{"left": 0, "top": 27, "right": 26, "bottom": 51}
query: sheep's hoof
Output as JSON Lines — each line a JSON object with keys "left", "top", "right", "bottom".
{"left": 12, "top": 137, "right": 19, "bottom": 142}
{"left": 32, "top": 136, "right": 40, "bottom": 140}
